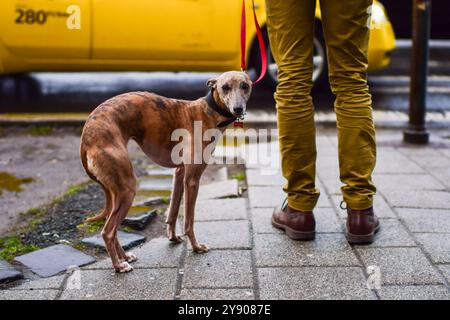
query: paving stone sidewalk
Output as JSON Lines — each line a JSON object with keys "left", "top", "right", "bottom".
{"left": 1, "top": 129, "right": 450, "bottom": 300}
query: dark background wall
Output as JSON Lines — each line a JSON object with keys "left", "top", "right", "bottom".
{"left": 379, "top": 0, "right": 449, "bottom": 39}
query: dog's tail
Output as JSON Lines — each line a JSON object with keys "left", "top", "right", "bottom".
{"left": 85, "top": 211, "right": 108, "bottom": 222}
{"left": 81, "top": 150, "right": 111, "bottom": 223}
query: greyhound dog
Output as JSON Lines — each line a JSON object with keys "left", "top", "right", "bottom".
{"left": 80, "top": 71, "right": 252, "bottom": 272}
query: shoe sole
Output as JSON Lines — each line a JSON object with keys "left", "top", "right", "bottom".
{"left": 346, "top": 224, "right": 381, "bottom": 245}
{"left": 271, "top": 218, "right": 315, "bottom": 241}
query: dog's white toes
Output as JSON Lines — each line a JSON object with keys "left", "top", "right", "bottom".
{"left": 115, "top": 261, "right": 133, "bottom": 273}
{"left": 126, "top": 252, "right": 138, "bottom": 263}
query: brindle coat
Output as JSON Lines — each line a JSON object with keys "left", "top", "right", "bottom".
{"left": 80, "top": 71, "right": 252, "bottom": 272}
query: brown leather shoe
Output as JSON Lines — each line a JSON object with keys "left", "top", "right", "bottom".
{"left": 346, "top": 206, "right": 380, "bottom": 244}
{"left": 272, "top": 199, "right": 315, "bottom": 240}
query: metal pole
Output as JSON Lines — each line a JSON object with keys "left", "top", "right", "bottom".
{"left": 403, "top": 0, "right": 431, "bottom": 144}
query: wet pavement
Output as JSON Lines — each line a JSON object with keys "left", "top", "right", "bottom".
{"left": 1, "top": 127, "right": 449, "bottom": 299}
{"left": 0, "top": 129, "right": 87, "bottom": 235}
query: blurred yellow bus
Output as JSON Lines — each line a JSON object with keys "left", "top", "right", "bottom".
{"left": 0, "top": 0, "right": 395, "bottom": 88}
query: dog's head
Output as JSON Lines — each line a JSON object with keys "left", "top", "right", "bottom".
{"left": 206, "top": 71, "right": 252, "bottom": 117}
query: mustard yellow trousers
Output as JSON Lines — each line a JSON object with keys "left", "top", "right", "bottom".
{"left": 266, "top": 0, "right": 377, "bottom": 211}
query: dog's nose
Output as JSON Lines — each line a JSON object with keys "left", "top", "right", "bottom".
{"left": 234, "top": 107, "right": 244, "bottom": 115}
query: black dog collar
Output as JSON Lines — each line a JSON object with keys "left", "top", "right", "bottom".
{"left": 205, "top": 89, "right": 236, "bottom": 128}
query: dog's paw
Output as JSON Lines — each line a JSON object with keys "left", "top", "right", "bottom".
{"left": 125, "top": 252, "right": 138, "bottom": 263}
{"left": 193, "top": 243, "right": 209, "bottom": 254}
{"left": 115, "top": 261, "right": 134, "bottom": 273}
{"left": 169, "top": 235, "right": 184, "bottom": 244}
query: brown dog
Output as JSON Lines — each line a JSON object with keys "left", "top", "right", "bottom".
{"left": 80, "top": 71, "right": 252, "bottom": 272}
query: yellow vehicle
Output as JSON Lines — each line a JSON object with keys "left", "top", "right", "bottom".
{"left": 0, "top": 0, "right": 395, "bottom": 87}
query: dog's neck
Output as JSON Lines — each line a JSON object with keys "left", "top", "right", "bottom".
{"left": 204, "top": 88, "right": 236, "bottom": 128}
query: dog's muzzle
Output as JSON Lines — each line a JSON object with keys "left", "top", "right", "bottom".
{"left": 233, "top": 106, "right": 244, "bottom": 116}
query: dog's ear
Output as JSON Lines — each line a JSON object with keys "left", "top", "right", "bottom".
{"left": 206, "top": 78, "right": 217, "bottom": 88}
{"left": 243, "top": 71, "right": 253, "bottom": 86}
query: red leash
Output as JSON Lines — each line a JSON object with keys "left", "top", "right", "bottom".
{"left": 235, "top": 0, "right": 266, "bottom": 128}
{"left": 240, "top": 0, "right": 267, "bottom": 86}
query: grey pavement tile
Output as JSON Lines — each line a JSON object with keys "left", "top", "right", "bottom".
{"left": 254, "top": 233, "right": 359, "bottom": 267}
{"left": 123, "top": 210, "right": 157, "bottom": 230}
{"left": 397, "top": 208, "right": 450, "bottom": 233}
{"left": 240, "top": 142, "right": 280, "bottom": 169}
{"left": 82, "top": 231, "right": 146, "bottom": 251}
{"left": 320, "top": 178, "right": 344, "bottom": 195}
{"left": 378, "top": 285, "right": 449, "bottom": 300}
{"left": 248, "top": 186, "right": 284, "bottom": 208}
{"left": 315, "top": 208, "right": 343, "bottom": 232}
{"left": 10, "top": 275, "right": 65, "bottom": 290}
{"left": 248, "top": 186, "right": 331, "bottom": 209}
{"left": 179, "top": 289, "right": 255, "bottom": 300}
{"left": 354, "top": 219, "right": 415, "bottom": 248}
{"left": 0, "top": 260, "right": 23, "bottom": 284}
{"left": 14, "top": 244, "right": 95, "bottom": 278}
{"left": 316, "top": 156, "right": 340, "bottom": 179}
{"left": 198, "top": 180, "right": 239, "bottom": 200}
{"left": 316, "top": 193, "right": 333, "bottom": 208}
{"left": 183, "top": 250, "right": 252, "bottom": 288}
{"left": 192, "top": 220, "right": 251, "bottom": 250}
{"left": 374, "top": 150, "right": 425, "bottom": 174}
{"left": 356, "top": 247, "right": 442, "bottom": 285}
{"left": 138, "top": 177, "right": 173, "bottom": 190}
{"left": 408, "top": 155, "right": 450, "bottom": 169}
{"left": 84, "top": 237, "right": 183, "bottom": 269}
{"left": 258, "top": 267, "right": 375, "bottom": 300}
{"left": 194, "top": 198, "right": 247, "bottom": 221}
{"left": 316, "top": 140, "right": 338, "bottom": 157}
{"left": 438, "top": 265, "right": 450, "bottom": 283}
{"left": 325, "top": 134, "right": 338, "bottom": 145}
{"left": 246, "top": 169, "right": 285, "bottom": 186}
{"left": 331, "top": 194, "right": 396, "bottom": 218}
{"left": 398, "top": 147, "right": 443, "bottom": 158}
{"left": 373, "top": 174, "right": 446, "bottom": 192}
{"left": 382, "top": 190, "right": 450, "bottom": 210}
{"left": 60, "top": 268, "right": 177, "bottom": 300}
{"left": 200, "top": 167, "right": 228, "bottom": 185}
{"left": 0, "top": 289, "right": 58, "bottom": 300}
{"left": 415, "top": 233, "right": 450, "bottom": 264}
{"left": 251, "top": 207, "right": 342, "bottom": 234}
{"left": 439, "top": 148, "right": 450, "bottom": 158}
{"left": 429, "top": 167, "right": 450, "bottom": 190}
{"left": 251, "top": 208, "right": 283, "bottom": 234}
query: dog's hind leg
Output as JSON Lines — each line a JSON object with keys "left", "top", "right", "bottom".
{"left": 166, "top": 166, "right": 185, "bottom": 243}
{"left": 102, "top": 186, "right": 136, "bottom": 273}
{"left": 183, "top": 164, "right": 209, "bottom": 253}
{"left": 114, "top": 182, "right": 137, "bottom": 263}
{"left": 113, "top": 186, "right": 137, "bottom": 264}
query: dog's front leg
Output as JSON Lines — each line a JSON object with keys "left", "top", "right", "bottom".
{"left": 183, "top": 164, "right": 209, "bottom": 253}
{"left": 166, "top": 166, "right": 185, "bottom": 243}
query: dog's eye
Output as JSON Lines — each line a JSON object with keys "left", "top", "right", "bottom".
{"left": 221, "top": 84, "right": 231, "bottom": 92}
{"left": 240, "top": 82, "right": 249, "bottom": 91}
